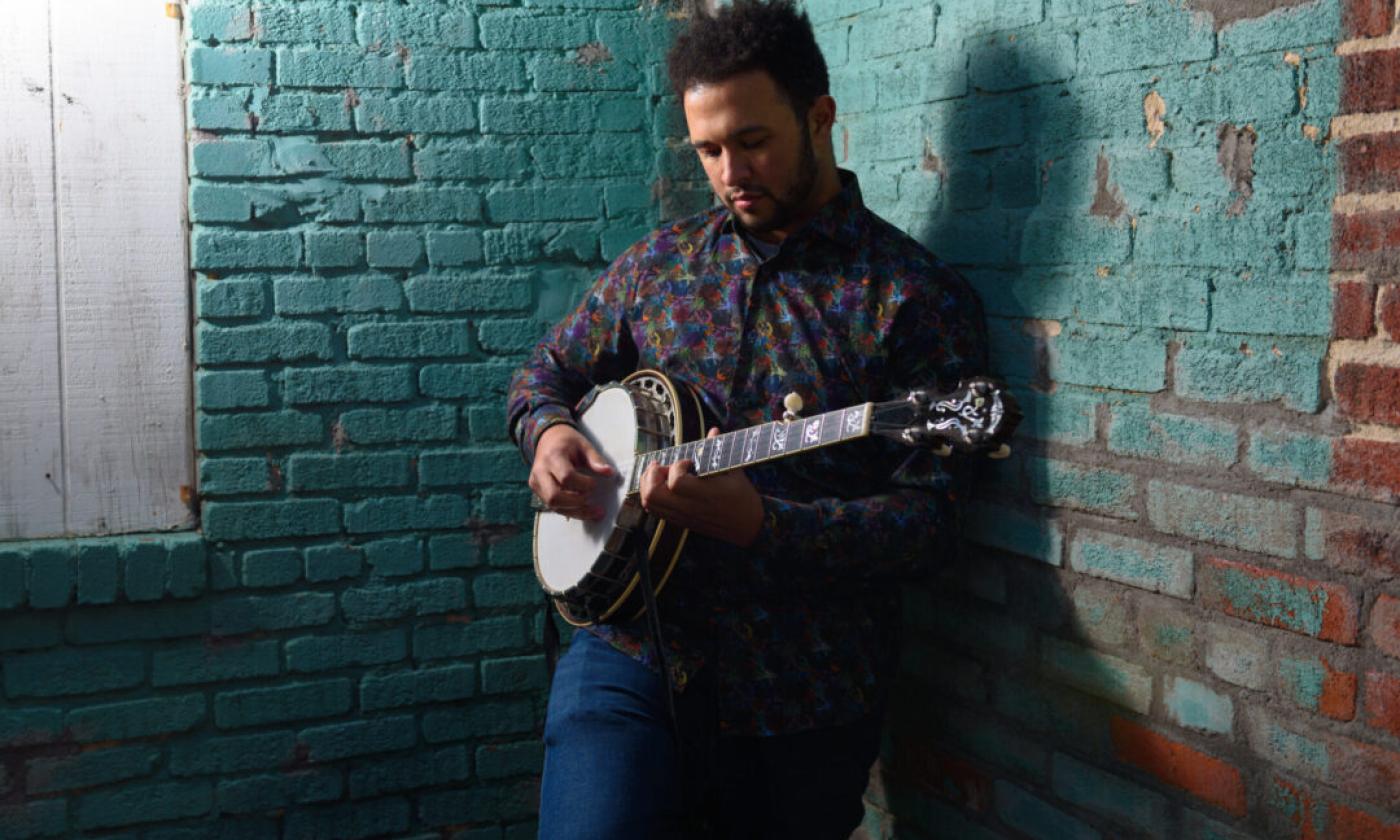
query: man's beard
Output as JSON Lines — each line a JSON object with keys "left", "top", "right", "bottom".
{"left": 728, "top": 128, "right": 820, "bottom": 236}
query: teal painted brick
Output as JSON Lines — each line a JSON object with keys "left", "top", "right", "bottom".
{"left": 0, "top": 708, "right": 63, "bottom": 747}
{"left": 533, "top": 133, "right": 651, "bottom": 179}
{"left": 298, "top": 715, "right": 417, "bottom": 762}
{"left": 363, "top": 187, "right": 482, "bottom": 223}
{"left": 276, "top": 47, "right": 404, "bottom": 88}
{"left": 1217, "top": 0, "right": 1339, "bottom": 53}
{"left": 420, "top": 446, "right": 524, "bottom": 487}
{"left": 413, "top": 616, "right": 523, "bottom": 661}
{"left": 240, "top": 548, "right": 302, "bottom": 588}
{"left": 1293, "top": 210, "right": 1332, "bottom": 270}
{"left": 191, "top": 184, "right": 253, "bottom": 222}
{"left": 421, "top": 699, "right": 535, "bottom": 742}
{"left": 1041, "top": 636, "right": 1152, "bottom": 714}
{"left": 481, "top": 654, "right": 547, "bottom": 694}
{"left": 605, "top": 183, "right": 651, "bottom": 215}
{"left": 1248, "top": 426, "right": 1332, "bottom": 487}
{"left": 76, "top": 780, "right": 213, "bottom": 830}
{"left": 357, "top": 4, "right": 475, "bottom": 47}
{"left": 169, "top": 731, "right": 296, "bottom": 777}
{"left": 217, "top": 769, "right": 342, "bottom": 814}
{"left": 212, "top": 592, "right": 335, "bottom": 634}
{"left": 258, "top": 92, "right": 354, "bottom": 132}
{"left": 479, "top": 318, "right": 544, "bottom": 353}
{"left": 66, "top": 601, "right": 208, "bottom": 645}
{"left": 344, "top": 495, "right": 470, "bottom": 533}
{"left": 357, "top": 94, "right": 481, "bottom": 135}
{"left": 287, "top": 452, "right": 413, "bottom": 491}
{"left": 467, "top": 404, "right": 508, "bottom": 440}
{"left": 966, "top": 270, "right": 1075, "bottom": 320}
{"left": 429, "top": 534, "right": 480, "bottom": 570}
{"left": 193, "top": 139, "right": 278, "bottom": 177}
{"left": 1139, "top": 602, "right": 1197, "bottom": 666}
{"left": 339, "top": 405, "right": 457, "bottom": 444}
{"left": 27, "top": 544, "right": 73, "bottom": 609}
{"left": 408, "top": 50, "right": 527, "bottom": 91}
{"left": 363, "top": 536, "right": 425, "bottom": 577}
{"left": 487, "top": 534, "right": 528, "bottom": 569}
{"left": 342, "top": 579, "right": 466, "bottom": 623}
{"left": 426, "top": 231, "right": 484, "bottom": 266}
{"left": 480, "top": 11, "right": 591, "bottom": 49}
{"left": 1246, "top": 708, "right": 1331, "bottom": 782}
{"left": 198, "top": 321, "right": 332, "bottom": 365}
{"left": 304, "top": 231, "right": 364, "bottom": 268}
{"left": 284, "top": 365, "right": 416, "bottom": 405}
{"left": 480, "top": 487, "right": 531, "bottom": 523}
{"left": 203, "top": 499, "right": 340, "bottom": 541}
{"left": 1074, "top": 268, "right": 1210, "bottom": 331}
{"left": 5, "top": 647, "right": 145, "bottom": 698}
{"left": 406, "top": 273, "right": 532, "bottom": 313}
{"left": 197, "top": 278, "right": 265, "bottom": 319}
{"left": 486, "top": 186, "right": 602, "bottom": 222}
{"left": 1052, "top": 325, "right": 1166, "bottom": 392}
{"left": 254, "top": 3, "right": 354, "bottom": 43}
{"left": 1277, "top": 656, "right": 1339, "bottom": 716}
{"left": 1215, "top": 273, "right": 1331, "bottom": 337}
{"left": 152, "top": 639, "right": 280, "bottom": 687}
{"left": 419, "top": 782, "right": 537, "bottom": 825}
{"left": 1019, "top": 213, "right": 1130, "bottom": 265}
{"left": 190, "top": 91, "right": 250, "bottom": 131}
{"left": 480, "top": 95, "right": 602, "bottom": 134}
{"left": 476, "top": 741, "right": 544, "bottom": 780}
{"left": 271, "top": 138, "right": 411, "bottom": 180}
{"left": 1078, "top": 6, "right": 1214, "bottom": 75}
{"left": 1174, "top": 335, "right": 1325, "bottom": 412}
{"left": 273, "top": 275, "right": 403, "bottom": 315}
{"left": 966, "top": 501, "right": 1063, "bottom": 566}
{"left": 1164, "top": 676, "right": 1234, "bottom": 735}
{"left": 0, "top": 550, "right": 25, "bottom": 610}
{"left": 995, "top": 780, "right": 1101, "bottom": 840}
{"left": 1027, "top": 456, "right": 1138, "bottom": 519}
{"left": 123, "top": 541, "right": 169, "bottom": 601}
{"left": 27, "top": 745, "right": 160, "bottom": 794}
{"left": 286, "top": 628, "right": 408, "bottom": 673}
{"left": 189, "top": 45, "right": 271, "bottom": 84}
{"left": 168, "top": 537, "right": 208, "bottom": 599}
{"left": 197, "top": 370, "right": 270, "bottom": 410}
{"left": 415, "top": 140, "right": 532, "bottom": 179}
{"left": 528, "top": 54, "right": 642, "bottom": 92}
{"left": 304, "top": 544, "right": 363, "bottom": 583}
{"left": 192, "top": 231, "right": 302, "bottom": 269}
{"left": 199, "top": 410, "right": 323, "bottom": 451}
{"left": 360, "top": 664, "right": 477, "bottom": 711}
{"left": 1147, "top": 480, "right": 1297, "bottom": 558}
{"left": 190, "top": 2, "right": 253, "bottom": 41}
{"left": 1071, "top": 529, "right": 1193, "bottom": 598}
{"left": 214, "top": 679, "right": 352, "bottom": 729}
{"left": 75, "top": 543, "right": 120, "bottom": 605}
{"left": 969, "top": 29, "right": 1075, "bottom": 91}
{"left": 1133, "top": 213, "right": 1287, "bottom": 269}
{"left": 347, "top": 745, "right": 471, "bottom": 798}
{"left": 283, "top": 797, "right": 411, "bottom": 839}
{"left": 1052, "top": 752, "right": 1169, "bottom": 838}
{"left": 348, "top": 321, "right": 471, "bottom": 359}
{"left": 1107, "top": 402, "right": 1239, "bottom": 468}
{"left": 483, "top": 221, "right": 599, "bottom": 264}
{"left": 0, "top": 800, "right": 66, "bottom": 839}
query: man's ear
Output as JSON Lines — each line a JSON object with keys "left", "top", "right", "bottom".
{"left": 808, "top": 95, "right": 837, "bottom": 138}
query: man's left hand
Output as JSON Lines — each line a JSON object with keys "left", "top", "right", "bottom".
{"left": 638, "top": 428, "right": 764, "bottom": 547}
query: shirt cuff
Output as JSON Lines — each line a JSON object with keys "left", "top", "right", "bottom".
{"left": 515, "top": 404, "right": 576, "bottom": 465}
{"left": 746, "top": 494, "right": 820, "bottom": 559}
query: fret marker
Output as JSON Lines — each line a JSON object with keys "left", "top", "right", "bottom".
{"left": 803, "top": 419, "right": 821, "bottom": 444}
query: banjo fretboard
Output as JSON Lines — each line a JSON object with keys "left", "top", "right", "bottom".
{"left": 626, "top": 403, "right": 873, "bottom": 494}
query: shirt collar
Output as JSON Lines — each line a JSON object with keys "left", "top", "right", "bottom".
{"left": 718, "top": 168, "right": 867, "bottom": 253}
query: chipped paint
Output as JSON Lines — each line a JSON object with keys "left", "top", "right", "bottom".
{"left": 1217, "top": 123, "right": 1257, "bottom": 217}
{"left": 1181, "top": 0, "right": 1318, "bottom": 30}
{"left": 1089, "top": 151, "right": 1126, "bottom": 221}
{"left": 1144, "top": 90, "right": 1166, "bottom": 148}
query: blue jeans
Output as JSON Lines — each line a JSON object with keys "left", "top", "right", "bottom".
{"left": 538, "top": 629, "right": 882, "bottom": 839}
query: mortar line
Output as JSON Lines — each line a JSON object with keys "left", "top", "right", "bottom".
{"left": 46, "top": 0, "right": 71, "bottom": 535}
{"left": 1330, "top": 111, "right": 1400, "bottom": 139}
{"left": 1333, "top": 191, "right": 1400, "bottom": 214}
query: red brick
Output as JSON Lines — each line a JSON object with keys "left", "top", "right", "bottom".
{"left": 1342, "top": 134, "right": 1400, "bottom": 195}
{"left": 1332, "top": 735, "right": 1400, "bottom": 810}
{"left": 1333, "top": 437, "right": 1400, "bottom": 498}
{"left": 1202, "top": 557, "right": 1361, "bottom": 644}
{"left": 1333, "top": 211, "right": 1400, "bottom": 273}
{"left": 1326, "top": 518, "right": 1400, "bottom": 578}
{"left": 1334, "top": 282, "right": 1378, "bottom": 339}
{"left": 1321, "top": 657, "right": 1360, "bottom": 722}
{"left": 1109, "top": 716, "right": 1247, "bottom": 817}
{"left": 1268, "top": 775, "right": 1325, "bottom": 840}
{"left": 1364, "top": 670, "right": 1400, "bottom": 738}
{"left": 1342, "top": 50, "right": 1400, "bottom": 115}
{"left": 1344, "top": 0, "right": 1398, "bottom": 39}
{"left": 1334, "top": 363, "right": 1400, "bottom": 426}
{"left": 890, "top": 740, "right": 992, "bottom": 812}
{"left": 1382, "top": 285, "right": 1400, "bottom": 340}
{"left": 1372, "top": 593, "right": 1400, "bottom": 660}
{"left": 1328, "top": 801, "right": 1400, "bottom": 839}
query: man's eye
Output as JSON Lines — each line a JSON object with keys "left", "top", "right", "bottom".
{"left": 698, "top": 147, "right": 720, "bottom": 159}
{"left": 742, "top": 138, "right": 766, "bottom": 150}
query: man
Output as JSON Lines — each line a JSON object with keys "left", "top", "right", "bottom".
{"left": 506, "top": 2, "right": 987, "bottom": 836}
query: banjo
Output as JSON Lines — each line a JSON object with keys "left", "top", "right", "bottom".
{"left": 533, "top": 369, "right": 1020, "bottom": 627}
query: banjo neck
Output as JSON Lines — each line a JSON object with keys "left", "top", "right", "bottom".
{"left": 625, "top": 402, "right": 874, "bottom": 495}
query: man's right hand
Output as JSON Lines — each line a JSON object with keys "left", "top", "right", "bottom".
{"left": 528, "top": 423, "right": 616, "bottom": 521}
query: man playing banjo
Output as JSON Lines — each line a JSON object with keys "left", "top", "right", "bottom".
{"left": 506, "top": 1, "right": 988, "bottom": 836}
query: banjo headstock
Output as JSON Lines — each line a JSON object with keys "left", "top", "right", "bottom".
{"left": 872, "top": 377, "right": 1021, "bottom": 458}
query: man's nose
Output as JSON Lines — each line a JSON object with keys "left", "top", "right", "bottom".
{"left": 720, "top": 150, "right": 751, "bottom": 186}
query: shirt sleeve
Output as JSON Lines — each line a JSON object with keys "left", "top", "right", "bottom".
{"left": 505, "top": 241, "right": 645, "bottom": 465}
{"left": 744, "top": 272, "right": 989, "bottom": 585}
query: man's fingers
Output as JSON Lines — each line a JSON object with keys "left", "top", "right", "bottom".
{"left": 579, "top": 440, "right": 615, "bottom": 476}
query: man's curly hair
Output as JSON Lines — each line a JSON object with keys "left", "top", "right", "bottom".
{"left": 667, "top": 0, "right": 829, "bottom": 117}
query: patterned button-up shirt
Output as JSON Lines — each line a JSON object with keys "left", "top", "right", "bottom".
{"left": 507, "top": 171, "right": 987, "bottom": 736}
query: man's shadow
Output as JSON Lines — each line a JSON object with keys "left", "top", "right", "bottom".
{"left": 848, "top": 38, "right": 1147, "bottom": 839}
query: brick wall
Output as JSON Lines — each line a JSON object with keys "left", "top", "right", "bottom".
{"left": 0, "top": 1, "right": 705, "bottom": 836}
{"left": 817, "top": 0, "right": 1400, "bottom": 838}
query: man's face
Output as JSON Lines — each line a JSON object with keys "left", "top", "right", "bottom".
{"left": 683, "top": 70, "right": 821, "bottom": 241}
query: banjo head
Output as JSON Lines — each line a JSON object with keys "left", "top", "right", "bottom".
{"left": 533, "top": 385, "right": 638, "bottom": 595}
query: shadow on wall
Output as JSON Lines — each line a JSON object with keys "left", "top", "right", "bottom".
{"left": 854, "top": 39, "right": 1141, "bottom": 840}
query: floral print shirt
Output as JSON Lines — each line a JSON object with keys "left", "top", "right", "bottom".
{"left": 507, "top": 171, "right": 987, "bottom": 736}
